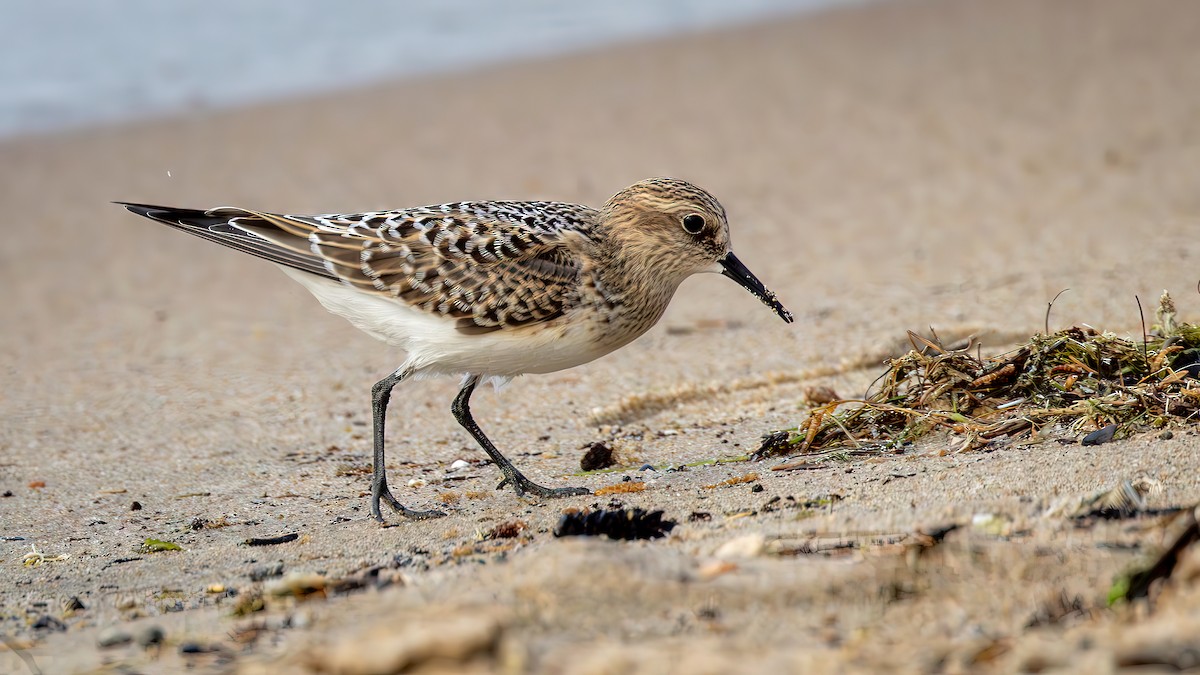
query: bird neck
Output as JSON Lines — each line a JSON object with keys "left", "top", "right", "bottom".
{"left": 589, "top": 235, "right": 686, "bottom": 316}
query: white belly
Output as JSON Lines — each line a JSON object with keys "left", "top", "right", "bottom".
{"left": 280, "top": 267, "right": 618, "bottom": 377}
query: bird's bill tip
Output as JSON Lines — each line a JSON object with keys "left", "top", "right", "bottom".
{"left": 718, "top": 252, "right": 793, "bottom": 324}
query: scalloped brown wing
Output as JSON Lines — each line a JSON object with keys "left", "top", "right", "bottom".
{"left": 222, "top": 207, "right": 589, "bottom": 334}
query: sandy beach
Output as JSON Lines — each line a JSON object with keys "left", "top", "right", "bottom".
{"left": 3, "top": 0, "right": 1200, "bottom": 671}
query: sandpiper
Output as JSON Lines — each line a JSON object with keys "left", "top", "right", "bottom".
{"left": 118, "top": 178, "right": 792, "bottom": 521}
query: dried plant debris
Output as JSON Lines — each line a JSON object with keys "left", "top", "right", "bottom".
{"left": 1110, "top": 505, "right": 1200, "bottom": 605}
{"left": 594, "top": 481, "right": 646, "bottom": 496}
{"left": 139, "top": 539, "right": 181, "bottom": 553}
{"left": 553, "top": 508, "right": 676, "bottom": 540}
{"left": 703, "top": 473, "right": 759, "bottom": 489}
{"left": 484, "top": 520, "right": 527, "bottom": 539}
{"left": 759, "top": 292, "right": 1200, "bottom": 458}
{"left": 22, "top": 545, "right": 70, "bottom": 567}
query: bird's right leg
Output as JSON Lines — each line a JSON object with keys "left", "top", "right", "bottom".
{"left": 370, "top": 366, "right": 445, "bottom": 521}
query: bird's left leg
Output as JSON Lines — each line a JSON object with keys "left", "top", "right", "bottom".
{"left": 451, "top": 374, "right": 590, "bottom": 498}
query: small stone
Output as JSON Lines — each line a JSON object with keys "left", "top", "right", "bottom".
{"left": 714, "top": 534, "right": 767, "bottom": 559}
{"left": 971, "top": 512, "right": 1013, "bottom": 536}
{"left": 803, "top": 385, "right": 841, "bottom": 404}
{"left": 31, "top": 615, "right": 66, "bottom": 632}
{"left": 249, "top": 561, "right": 285, "bottom": 581}
{"left": 130, "top": 501, "right": 143, "bottom": 511}
{"left": 580, "top": 442, "right": 615, "bottom": 472}
{"left": 179, "top": 642, "right": 215, "bottom": 654}
{"left": 1158, "top": 430, "right": 1174, "bottom": 440}
{"left": 750, "top": 484, "right": 764, "bottom": 493}
{"left": 449, "top": 459, "right": 470, "bottom": 470}
{"left": 63, "top": 596, "right": 86, "bottom": 612}
{"left": 639, "top": 463, "right": 656, "bottom": 472}
{"left": 1081, "top": 424, "right": 1117, "bottom": 446}
{"left": 137, "top": 625, "right": 165, "bottom": 648}
{"left": 407, "top": 478, "right": 425, "bottom": 488}
{"left": 97, "top": 627, "right": 132, "bottom": 648}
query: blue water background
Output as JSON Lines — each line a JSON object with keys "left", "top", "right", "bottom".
{"left": 0, "top": 0, "right": 863, "bottom": 138}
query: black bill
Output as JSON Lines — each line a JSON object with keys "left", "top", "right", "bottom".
{"left": 719, "top": 252, "right": 793, "bottom": 324}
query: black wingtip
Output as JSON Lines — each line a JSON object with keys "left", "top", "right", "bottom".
{"left": 114, "top": 201, "right": 212, "bottom": 223}
{"left": 114, "top": 201, "right": 167, "bottom": 219}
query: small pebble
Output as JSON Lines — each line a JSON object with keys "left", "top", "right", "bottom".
{"left": 803, "top": 385, "right": 840, "bottom": 404}
{"left": 97, "top": 627, "right": 132, "bottom": 648}
{"left": 137, "top": 625, "right": 165, "bottom": 648}
{"left": 130, "top": 501, "right": 142, "bottom": 511}
{"left": 714, "top": 534, "right": 766, "bottom": 559}
{"left": 179, "top": 642, "right": 215, "bottom": 654}
{"left": 249, "top": 561, "right": 285, "bottom": 581}
{"left": 639, "top": 463, "right": 656, "bottom": 472}
{"left": 1158, "top": 430, "right": 1174, "bottom": 440}
{"left": 579, "top": 441, "right": 615, "bottom": 472}
{"left": 751, "top": 484, "right": 764, "bottom": 493}
{"left": 63, "top": 596, "right": 86, "bottom": 612}
{"left": 1081, "top": 424, "right": 1117, "bottom": 446}
{"left": 449, "top": 459, "right": 470, "bottom": 470}
{"left": 31, "top": 615, "right": 66, "bottom": 632}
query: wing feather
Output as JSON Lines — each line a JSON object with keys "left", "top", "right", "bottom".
{"left": 118, "top": 200, "right": 596, "bottom": 333}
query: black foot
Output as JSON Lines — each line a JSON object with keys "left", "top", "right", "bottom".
{"left": 497, "top": 472, "right": 590, "bottom": 499}
{"left": 371, "top": 484, "right": 446, "bottom": 522}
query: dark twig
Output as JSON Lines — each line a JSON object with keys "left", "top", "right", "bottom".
{"left": 1046, "top": 288, "right": 1070, "bottom": 335}
{"left": 243, "top": 533, "right": 299, "bottom": 547}
{"left": 1136, "top": 295, "right": 1150, "bottom": 375}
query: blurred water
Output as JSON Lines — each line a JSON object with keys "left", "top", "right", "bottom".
{"left": 0, "top": 0, "right": 862, "bottom": 138}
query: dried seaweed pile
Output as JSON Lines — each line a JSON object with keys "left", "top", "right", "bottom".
{"left": 759, "top": 292, "right": 1200, "bottom": 458}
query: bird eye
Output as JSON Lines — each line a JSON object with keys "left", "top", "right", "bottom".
{"left": 682, "top": 214, "right": 705, "bottom": 234}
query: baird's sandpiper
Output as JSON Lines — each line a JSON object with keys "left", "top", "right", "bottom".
{"left": 118, "top": 178, "right": 792, "bottom": 521}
